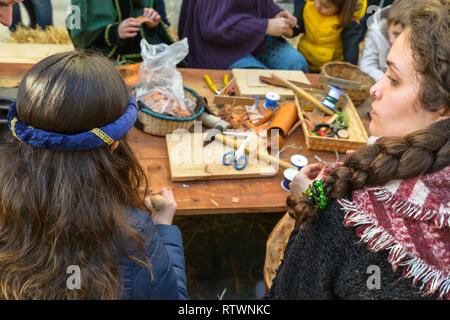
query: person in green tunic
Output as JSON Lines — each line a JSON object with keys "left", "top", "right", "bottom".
{"left": 70, "top": 0, "right": 173, "bottom": 65}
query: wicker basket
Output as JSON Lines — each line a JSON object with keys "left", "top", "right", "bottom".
{"left": 296, "top": 90, "right": 368, "bottom": 153}
{"left": 321, "top": 62, "right": 375, "bottom": 107}
{"left": 136, "top": 86, "right": 205, "bottom": 136}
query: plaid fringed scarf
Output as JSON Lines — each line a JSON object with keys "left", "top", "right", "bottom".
{"left": 338, "top": 165, "right": 450, "bottom": 299}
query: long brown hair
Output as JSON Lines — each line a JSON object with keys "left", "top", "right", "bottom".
{"left": 0, "top": 51, "right": 150, "bottom": 299}
{"left": 327, "top": 0, "right": 359, "bottom": 28}
{"left": 289, "top": 0, "right": 450, "bottom": 226}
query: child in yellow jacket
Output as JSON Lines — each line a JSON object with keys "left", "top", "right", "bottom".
{"left": 293, "top": 0, "right": 367, "bottom": 72}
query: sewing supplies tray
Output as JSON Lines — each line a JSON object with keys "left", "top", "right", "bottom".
{"left": 296, "top": 91, "right": 368, "bottom": 153}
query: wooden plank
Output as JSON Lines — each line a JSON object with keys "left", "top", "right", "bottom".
{"left": 259, "top": 75, "right": 323, "bottom": 90}
{"left": 213, "top": 95, "right": 256, "bottom": 106}
{"left": 165, "top": 132, "right": 277, "bottom": 181}
{"left": 0, "top": 76, "right": 21, "bottom": 88}
{"left": 0, "top": 63, "right": 34, "bottom": 77}
{"left": 232, "top": 69, "right": 310, "bottom": 98}
{"left": 0, "top": 43, "right": 74, "bottom": 64}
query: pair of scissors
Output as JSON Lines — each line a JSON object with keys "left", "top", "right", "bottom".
{"left": 222, "top": 132, "right": 250, "bottom": 170}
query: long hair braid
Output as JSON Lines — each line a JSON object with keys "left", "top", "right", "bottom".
{"left": 288, "top": 119, "right": 450, "bottom": 226}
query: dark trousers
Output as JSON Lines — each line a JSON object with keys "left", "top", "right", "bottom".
{"left": 9, "top": 0, "right": 53, "bottom": 31}
{"left": 154, "top": 0, "right": 170, "bottom": 26}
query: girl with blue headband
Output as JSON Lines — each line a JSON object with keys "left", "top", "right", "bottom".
{"left": 0, "top": 50, "right": 187, "bottom": 300}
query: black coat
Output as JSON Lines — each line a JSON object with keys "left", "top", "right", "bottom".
{"left": 266, "top": 200, "right": 435, "bottom": 300}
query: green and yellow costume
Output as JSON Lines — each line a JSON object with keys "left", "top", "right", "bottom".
{"left": 70, "top": 0, "right": 173, "bottom": 64}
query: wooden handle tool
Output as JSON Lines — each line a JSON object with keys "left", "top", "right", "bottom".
{"left": 271, "top": 74, "right": 335, "bottom": 116}
{"left": 150, "top": 195, "right": 168, "bottom": 211}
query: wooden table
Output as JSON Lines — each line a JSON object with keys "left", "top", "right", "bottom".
{"left": 0, "top": 63, "right": 370, "bottom": 216}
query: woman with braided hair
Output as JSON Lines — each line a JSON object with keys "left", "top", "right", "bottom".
{"left": 266, "top": 0, "right": 449, "bottom": 300}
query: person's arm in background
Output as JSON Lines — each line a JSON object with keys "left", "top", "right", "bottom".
{"left": 197, "top": 1, "right": 269, "bottom": 46}
{"left": 359, "top": 30, "right": 385, "bottom": 81}
{"left": 188, "top": 1, "right": 293, "bottom": 47}
{"left": 341, "top": 20, "right": 363, "bottom": 65}
{"left": 70, "top": 0, "right": 137, "bottom": 49}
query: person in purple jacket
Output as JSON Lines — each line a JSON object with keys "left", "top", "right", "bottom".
{"left": 178, "top": 0, "right": 308, "bottom": 72}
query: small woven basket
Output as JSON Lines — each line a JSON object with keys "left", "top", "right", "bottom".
{"left": 136, "top": 86, "right": 205, "bottom": 136}
{"left": 321, "top": 62, "right": 375, "bottom": 107}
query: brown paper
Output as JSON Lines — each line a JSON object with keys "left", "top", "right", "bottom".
{"left": 136, "top": 15, "right": 152, "bottom": 24}
{"left": 269, "top": 102, "right": 299, "bottom": 136}
{"left": 117, "top": 63, "right": 141, "bottom": 87}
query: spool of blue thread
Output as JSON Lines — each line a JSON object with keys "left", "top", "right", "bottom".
{"left": 264, "top": 92, "right": 280, "bottom": 110}
{"left": 322, "top": 85, "right": 346, "bottom": 112}
{"left": 291, "top": 154, "right": 308, "bottom": 170}
{"left": 281, "top": 168, "right": 300, "bottom": 192}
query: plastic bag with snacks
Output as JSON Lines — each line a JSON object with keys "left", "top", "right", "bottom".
{"left": 136, "top": 38, "right": 195, "bottom": 118}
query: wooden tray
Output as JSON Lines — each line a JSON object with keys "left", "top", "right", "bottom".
{"left": 166, "top": 132, "right": 277, "bottom": 181}
{"left": 295, "top": 91, "right": 369, "bottom": 153}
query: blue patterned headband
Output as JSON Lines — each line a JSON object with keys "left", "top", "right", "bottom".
{"left": 7, "top": 96, "right": 139, "bottom": 151}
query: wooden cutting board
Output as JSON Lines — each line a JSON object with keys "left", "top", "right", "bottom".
{"left": 231, "top": 69, "right": 310, "bottom": 98}
{"left": 0, "top": 43, "right": 74, "bottom": 64}
{"left": 166, "top": 132, "right": 277, "bottom": 181}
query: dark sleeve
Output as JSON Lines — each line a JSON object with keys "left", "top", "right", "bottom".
{"left": 129, "top": 212, "right": 188, "bottom": 300}
{"left": 156, "top": 224, "right": 188, "bottom": 300}
{"left": 194, "top": 1, "right": 269, "bottom": 47}
{"left": 267, "top": 0, "right": 283, "bottom": 18}
{"left": 97, "top": 23, "right": 125, "bottom": 48}
{"left": 292, "top": 0, "right": 306, "bottom": 37}
{"left": 342, "top": 20, "right": 363, "bottom": 65}
{"left": 70, "top": 0, "right": 125, "bottom": 49}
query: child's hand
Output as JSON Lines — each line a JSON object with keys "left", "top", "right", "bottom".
{"left": 266, "top": 17, "right": 293, "bottom": 37}
{"left": 144, "top": 188, "right": 177, "bottom": 225}
{"left": 143, "top": 8, "right": 161, "bottom": 28}
{"left": 118, "top": 18, "right": 140, "bottom": 39}
{"left": 275, "top": 10, "right": 298, "bottom": 29}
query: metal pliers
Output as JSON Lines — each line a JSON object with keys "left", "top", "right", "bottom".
{"left": 204, "top": 74, "right": 236, "bottom": 96}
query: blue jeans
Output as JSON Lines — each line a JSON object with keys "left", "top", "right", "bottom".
{"left": 228, "top": 36, "right": 308, "bottom": 72}
{"left": 9, "top": 0, "right": 53, "bottom": 31}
